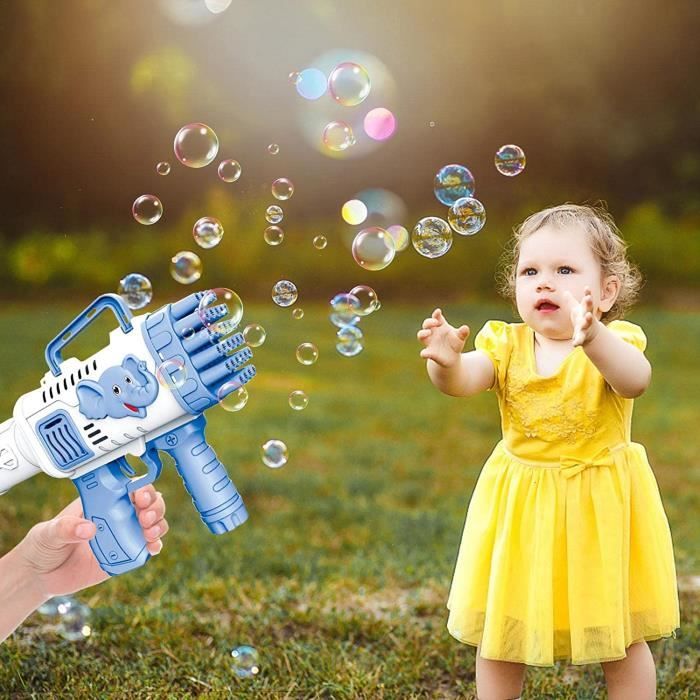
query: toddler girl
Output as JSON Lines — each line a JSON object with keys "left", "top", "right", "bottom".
{"left": 417, "top": 204, "right": 680, "bottom": 700}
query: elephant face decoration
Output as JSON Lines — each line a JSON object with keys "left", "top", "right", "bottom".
{"left": 76, "top": 354, "right": 160, "bottom": 420}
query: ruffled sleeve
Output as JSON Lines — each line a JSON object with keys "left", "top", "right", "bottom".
{"left": 607, "top": 320, "right": 647, "bottom": 352}
{"left": 473, "top": 320, "right": 511, "bottom": 392}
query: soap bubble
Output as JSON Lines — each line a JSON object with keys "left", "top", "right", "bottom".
{"left": 328, "top": 62, "right": 371, "bottom": 106}
{"left": 218, "top": 385, "right": 249, "bottom": 412}
{"left": 272, "top": 280, "right": 298, "bottom": 307}
{"left": 118, "top": 273, "right": 153, "bottom": 310}
{"left": 38, "top": 595, "right": 77, "bottom": 617}
{"left": 170, "top": 251, "right": 202, "bottom": 284}
{"left": 448, "top": 197, "right": 486, "bottom": 236}
{"left": 261, "top": 440, "right": 288, "bottom": 469}
{"left": 197, "top": 287, "right": 244, "bottom": 334}
{"left": 193, "top": 216, "right": 224, "bottom": 249}
{"left": 349, "top": 285, "right": 379, "bottom": 315}
{"left": 266, "top": 205, "right": 283, "bottom": 224}
{"left": 336, "top": 325, "right": 364, "bottom": 357}
{"left": 289, "top": 390, "right": 308, "bottom": 411}
{"left": 205, "top": 0, "right": 232, "bottom": 13}
{"left": 495, "top": 144, "right": 526, "bottom": 176}
{"left": 264, "top": 225, "right": 284, "bottom": 246}
{"left": 296, "top": 342, "right": 318, "bottom": 365}
{"left": 313, "top": 235, "right": 327, "bottom": 250}
{"left": 292, "top": 308, "right": 304, "bottom": 320}
{"left": 243, "top": 323, "right": 266, "bottom": 347}
{"left": 342, "top": 199, "right": 368, "bottom": 226}
{"left": 352, "top": 227, "right": 395, "bottom": 271}
{"left": 231, "top": 645, "right": 261, "bottom": 678}
{"left": 330, "top": 292, "right": 361, "bottom": 327}
{"left": 433, "top": 164, "right": 475, "bottom": 206}
{"left": 387, "top": 224, "right": 410, "bottom": 252}
{"left": 363, "top": 107, "right": 396, "bottom": 141}
{"left": 323, "top": 121, "right": 355, "bottom": 152}
{"left": 56, "top": 602, "right": 92, "bottom": 642}
{"left": 132, "top": 195, "right": 163, "bottom": 225}
{"left": 173, "top": 122, "right": 219, "bottom": 168}
{"left": 295, "top": 67, "right": 327, "bottom": 100}
{"left": 271, "top": 178, "right": 294, "bottom": 201}
{"left": 218, "top": 159, "right": 241, "bottom": 182}
{"left": 156, "top": 161, "right": 171, "bottom": 176}
{"left": 412, "top": 217, "right": 453, "bottom": 258}
{"left": 156, "top": 358, "right": 188, "bottom": 390}
{"left": 267, "top": 143, "right": 280, "bottom": 155}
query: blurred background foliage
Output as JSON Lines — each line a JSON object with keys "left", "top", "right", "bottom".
{"left": 0, "top": 0, "right": 697, "bottom": 306}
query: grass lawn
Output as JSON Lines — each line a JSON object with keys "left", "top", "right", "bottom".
{"left": 0, "top": 299, "right": 698, "bottom": 698}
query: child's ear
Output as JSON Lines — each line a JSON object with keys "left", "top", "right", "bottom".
{"left": 599, "top": 275, "right": 620, "bottom": 312}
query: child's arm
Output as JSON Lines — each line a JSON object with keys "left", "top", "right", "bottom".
{"left": 565, "top": 287, "right": 652, "bottom": 398}
{"left": 417, "top": 309, "right": 495, "bottom": 397}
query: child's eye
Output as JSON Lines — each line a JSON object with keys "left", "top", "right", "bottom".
{"left": 521, "top": 268, "right": 536, "bottom": 276}
{"left": 558, "top": 266, "right": 574, "bottom": 274}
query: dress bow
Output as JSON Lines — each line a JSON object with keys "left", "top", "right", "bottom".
{"left": 559, "top": 447, "right": 613, "bottom": 479}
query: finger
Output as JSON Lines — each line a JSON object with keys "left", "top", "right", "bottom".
{"left": 146, "top": 539, "right": 163, "bottom": 556}
{"left": 456, "top": 325, "right": 470, "bottom": 341}
{"left": 132, "top": 484, "right": 157, "bottom": 509}
{"left": 144, "top": 518, "right": 169, "bottom": 543}
{"left": 432, "top": 308, "right": 443, "bottom": 321}
{"left": 420, "top": 348, "right": 439, "bottom": 362}
{"left": 138, "top": 494, "right": 166, "bottom": 528}
{"left": 422, "top": 318, "right": 439, "bottom": 330}
{"left": 417, "top": 329, "right": 432, "bottom": 342}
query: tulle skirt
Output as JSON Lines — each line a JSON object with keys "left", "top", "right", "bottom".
{"left": 446, "top": 440, "right": 680, "bottom": 666}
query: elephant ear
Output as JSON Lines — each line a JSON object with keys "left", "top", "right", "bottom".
{"left": 76, "top": 380, "right": 108, "bottom": 419}
{"left": 121, "top": 354, "right": 142, "bottom": 378}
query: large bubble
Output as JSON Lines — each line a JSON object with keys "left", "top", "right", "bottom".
{"left": 328, "top": 62, "right": 371, "bottom": 106}
{"left": 261, "top": 439, "right": 288, "bottom": 469}
{"left": 412, "top": 217, "right": 453, "bottom": 258}
{"left": 495, "top": 144, "right": 526, "bottom": 176}
{"left": 352, "top": 227, "right": 395, "bottom": 271}
{"left": 349, "top": 285, "right": 379, "bottom": 315}
{"left": 170, "top": 251, "right": 202, "bottom": 284}
{"left": 264, "top": 226, "right": 284, "bottom": 246}
{"left": 296, "top": 342, "right": 318, "bottom": 365}
{"left": 218, "top": 385, "right": 249, "bottom": 412}
{"left": 118, "top": 273, "right": 153, "bottom": 310}
{"left": 197, "top": 287, "right": 244, "bottom": 334}
{"left": 433, "top": 164, "right": 475, "bottom": 206}
{"left": 132, "top": 195, "right": 163, "bottom": 225}
{"left": 448, "top": 197, "right": 486, "bottom": 236}
{"left": 193, "top": 216, "right": 224, "bottom": 248}
{"left": 230, "top": 645, "right": 261, "bottom": 678}
{"left": 295, "top": 68, "right": 327, "bottom": 100}
{"left": 173, "top": 123, "right": 219, "bottom": 168}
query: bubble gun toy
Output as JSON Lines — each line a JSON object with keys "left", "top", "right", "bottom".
{"left": 0, "top": 290, "right": 255, "bottom": 575}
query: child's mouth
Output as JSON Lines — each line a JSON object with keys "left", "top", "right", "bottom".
{"left": 537, "top": 303, "right": 559, "bottom": 313}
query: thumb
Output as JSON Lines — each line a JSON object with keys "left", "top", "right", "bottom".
{"left": 43, "top": 515, "right": 97, "bottom": 546}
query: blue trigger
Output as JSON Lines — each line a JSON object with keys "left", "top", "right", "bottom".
{"left": 126, "top": 448, "right": 163, "bottom": 494}
{"left": 117, "top": 457, "right": 136, "bottom": 477}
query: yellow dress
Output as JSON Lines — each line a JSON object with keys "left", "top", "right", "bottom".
{"left": 446, "top": 319, "right": 680, "bottom": 666}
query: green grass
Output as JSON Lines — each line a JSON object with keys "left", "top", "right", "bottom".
{"left": 0, "top": 300, "right": 698, "bottom": 698}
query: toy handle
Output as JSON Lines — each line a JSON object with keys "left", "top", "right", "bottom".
{"left": 72, "top": 458, "right": 152, "bottom": 576}
{"left": 45, "top": 294, "right": 134, "bottom": 377}
{"left": 152, "top": 415, "right": 248, "bottom": 534}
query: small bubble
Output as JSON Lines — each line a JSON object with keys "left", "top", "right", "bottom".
{"left": 352, "top": 227, "right": 395, "bottom": 271}
{"left": 156, "top": 161, "right": 171, "bottom": 176}
{"left": 267, "top": 143, "right": 280, "bottom": 155}
{"left": 288, "top": 390, "right": 308, "bottom": 411}
{"left": 296, "top": 342, "right": 318, "bottom": 365}
{"left": 230, "top": 645, "right": 260, "bottom": 678}
{"left": 132, "top": 195, "right": 163, "bottom": 225}
{"left": 336, "top": 325, "right": 364, "bottom": 357}
{"left": 261, "top": 440, "right": 288, "bottom": 468}
{"left": 118, "top": 273, "right": 153, "bottom": 310}
{"left": 218, "top": 385, "right": 249, "bottom": 412}
{"left": 156, "top": 358, "right": 188, "bottom": 390}
{"left": 243, "top": 323, "right": 266, "bottom": 347}
{"left": 292, "top": 308, "right": 304, "bottom": 320}
{"left": 173, "top": 122, "right": 219, "bottom": 168}
{"left": 272, "top": 280, "right": 298, "bottom": 307}
{"left": 264, "top": 225, "right": 284, "bottom": 246}
{"left": 495, "top": 144, "right": 526, "bottom": 176}
{"left": 170, "top": 251, "right": 202, "bottom": 284}
{"left": 313, "top": 235, "right": 327, "bottom": 250}
{"left": 322, "top": 121, "right": 355, "bottom": 152}
{"left": 412, "top": 217, "right": 453, "bottom": 258}
{"left": 448, "top": 197, "right": 486, "bottom": 236}
{"left": 193, "top": 216, "right": 224, "bottom": 248}
{"left": 271, "top": 178, "right": 294, "bottom": 201}
{"left": 218, "top": 159, "right": 241, "bottom": 182}
{"left": 266, "top": 205, "right": 283, "bottom": 224}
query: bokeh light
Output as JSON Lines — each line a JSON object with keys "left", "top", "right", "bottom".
{"left": 341, "top": 199, "right": 368, "bottom": 225}
{"left": 295, "top": 67, "right": 327, "bottom": 100}
{"left": 387, "top": 224, "right": 410, "bottom": 252}
{"left": 363, "top": 107, "right": 396, "bottom": 141}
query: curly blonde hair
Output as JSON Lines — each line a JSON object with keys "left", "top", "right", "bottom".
{"left": 495, "top": 203, "right": 644, "bottom": 323}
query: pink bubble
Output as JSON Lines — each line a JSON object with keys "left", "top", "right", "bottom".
{"left": 363, "top": 108, "right": 396, "bottom": 141}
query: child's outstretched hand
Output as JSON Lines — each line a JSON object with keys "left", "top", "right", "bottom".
{"left": 563, "top": 286, "right": 601, "bottom": 347}
{"left": 417, "top": 308, "right": 470, "bottom": 367}
{"left": 16, "top": 485, "right": 168, "bottom": 600}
